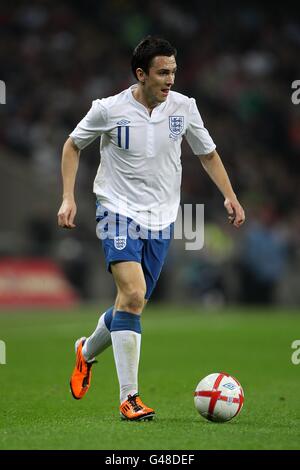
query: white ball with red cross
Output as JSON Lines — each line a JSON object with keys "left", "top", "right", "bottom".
{"left": 194, "top": 372, "right": 244, "bottom": 423}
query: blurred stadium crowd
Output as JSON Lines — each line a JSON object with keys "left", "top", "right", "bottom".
{"left": 1, "top": 0, "right": 300, "bottom": 305}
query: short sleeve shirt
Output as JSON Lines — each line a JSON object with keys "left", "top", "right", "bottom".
{"left": 70, "top": 85, "right": 216, "bottom": 230}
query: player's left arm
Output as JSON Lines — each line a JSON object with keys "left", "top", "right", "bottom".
{"left": 199, "top": 149, "right": 245, "bottom": 228}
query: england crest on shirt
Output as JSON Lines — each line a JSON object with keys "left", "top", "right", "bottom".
{"left": 169, "top": 115, "right": 184, "bottom": 136}
{"left": 114, "top": 236, "right": 127, "bottom": 250}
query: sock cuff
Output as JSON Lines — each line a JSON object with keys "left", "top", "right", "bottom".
{"left": 110, "top": 310, "right": 141, "bottom": 334}
{"left": 104, "top": 307, "right": 114, "bottom": 330}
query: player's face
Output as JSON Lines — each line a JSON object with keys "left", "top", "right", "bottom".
{"left": 142, "top": 55, "right": 177, "bottom": 105}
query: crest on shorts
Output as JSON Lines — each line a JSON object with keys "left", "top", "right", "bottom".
{"left": 114, "top": 236, "right": 127, "bottom": 250}
{"left": 169, "top": 115, "right": 184, "bottom": 135}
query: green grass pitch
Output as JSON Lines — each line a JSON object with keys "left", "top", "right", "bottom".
{"left": 0, "top": 305, "right": 300, "bottom": 450}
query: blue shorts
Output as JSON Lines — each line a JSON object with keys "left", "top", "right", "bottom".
{"left": 96, "top": 203, "right": 173, "bottom": 299}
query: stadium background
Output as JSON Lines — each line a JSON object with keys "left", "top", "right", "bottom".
{"left": 0, "top": 0, "right": 300, "bottom": 451}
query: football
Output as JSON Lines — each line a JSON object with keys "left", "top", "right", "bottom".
{"left": 194, "top": 372, "right": 244, "bottom": 422}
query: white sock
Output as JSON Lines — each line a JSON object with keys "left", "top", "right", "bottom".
{"left": 111, "top": 330, "right": 141, "bottom": 403}
{"left": 82, "top": 312, "right": 112, "bottom": 361}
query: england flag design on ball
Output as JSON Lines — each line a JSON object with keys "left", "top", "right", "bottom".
{"left": 194, "top": 372, "right": 244, "bottom": 422}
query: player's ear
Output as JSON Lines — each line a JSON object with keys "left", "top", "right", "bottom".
{"left": 136, "top": 68, "right": 146, "bottom": 84}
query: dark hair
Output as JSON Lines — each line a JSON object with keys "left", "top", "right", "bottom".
{"left": 131, "top": 36, "right": 177, "bottom": 80}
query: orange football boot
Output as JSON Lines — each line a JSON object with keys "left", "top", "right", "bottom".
{"left": 70, "top": 337, "right": 96, "bottom": 400}
{"left": 120, "top": 393, "right": 155, "bottom": 421}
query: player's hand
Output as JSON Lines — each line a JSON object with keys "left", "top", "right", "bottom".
{"left": 224, "top": 197, "right": 245, "bottom": 228}
{"left": 57, "top": 198, "right": 77, "bottom": 229}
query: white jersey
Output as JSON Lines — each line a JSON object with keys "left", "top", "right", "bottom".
{"left": 70, "top": 85, "right": 216, "bottom": 230}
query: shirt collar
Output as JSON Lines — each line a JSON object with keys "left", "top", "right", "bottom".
{"left": 127, "top": 84, "right": 168, "bottom": 114}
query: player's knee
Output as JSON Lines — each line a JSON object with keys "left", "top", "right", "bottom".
{"left": 122, "top": 288, "right": 146, "bottom": 313}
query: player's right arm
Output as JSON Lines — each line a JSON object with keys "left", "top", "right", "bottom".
{"left": 57, "top": 137, "right": 80, "bottom": 229}
{"left": 57, "top": 99, "right": 108, "bottom": 228}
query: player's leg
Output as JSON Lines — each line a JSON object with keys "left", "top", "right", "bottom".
{"left": 70, "top": 298, "right": 118, "bottom": 401}
{"left": 70, "top": 301, "right": 116, "bottom": 400}
{"left": 110, "top": 226, "right": 173, "bottom": 419}
{"left": 81, "top": 306, "right": 113, "bottom": 361}
{"left": 110, "top": 261, "right": 155, "bottom": 420}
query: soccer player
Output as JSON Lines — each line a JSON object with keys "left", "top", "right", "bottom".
{"left": 57, "top": 36, "right": 245, "bottom": 421}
